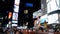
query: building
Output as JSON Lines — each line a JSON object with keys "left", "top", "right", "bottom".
{"left": 47, "top": 0, "right": 60, "bottom": 24}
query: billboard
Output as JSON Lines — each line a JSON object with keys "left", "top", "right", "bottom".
{"left": 12, "top": 12, "right": 18, "bottom": 20}
{"left": 47, "top": 0, "right": 59, "bottom": 13}
{"left": 48, "top": 13, "right": 59, "bottom": 24}
{"left": 12, "top": 21, "right": 18, "bottom": 23}
{"left": 12, "top": 24, "right": 17, "bottom": 26}
{"left": 14, "top": 5, "right": 19, "bottom": 12}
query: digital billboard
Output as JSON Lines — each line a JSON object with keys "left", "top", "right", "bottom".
{"left": 12, "top": 21, "right": 18, "bottom": 23}
{"left": 12, "top": 12, "right": 18, "bottom": 20}
{"left": 12, "top": 24, "right": 17, "bottom": 26}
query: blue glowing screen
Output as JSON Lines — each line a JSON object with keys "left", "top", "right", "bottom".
{"left": 25, "top": 3, "right": 33, "bottom": 7}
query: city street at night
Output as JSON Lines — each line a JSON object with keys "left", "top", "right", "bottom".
{"left": 0, "top": 0, "right": 60, "bottom": 34}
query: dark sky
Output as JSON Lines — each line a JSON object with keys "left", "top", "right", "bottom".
{"left": 0, "top": 0, "right": 41, "bottom": 13}
{"left": 0, "top": 0, "right": 14, "bottom": 13}
{"left": 19, "top": 0, "right": 41, "bottom": 11}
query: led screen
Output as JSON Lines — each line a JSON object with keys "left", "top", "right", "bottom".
{"left": 14, "top": 5, "right": 19, "bottom": 12}
{"left": 12, "top": 24, "right": 17, "bottom": 26}
{"left": 12, "top": 21, "right": 18, "bottom": 23}
{"left": 12, "top": 12, "right": 18, "bottom": 20}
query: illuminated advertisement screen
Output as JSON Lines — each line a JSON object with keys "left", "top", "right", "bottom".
{"left": 12, "top": 21, "right": 18, "bottom": 23}
{"left": 14, "top": 5, "right": 19, "bottom": 12}
{"left": 48, "top": 13, "right": 58, "bottom": 24}
{"left": 14, "top": 0, "right": 20, "bottom": 12}
{"left": 12, "top": 12, "right": 18, "bottom": 20}
{"left": 12, "top": 24, "right": 17, "bottom": 26}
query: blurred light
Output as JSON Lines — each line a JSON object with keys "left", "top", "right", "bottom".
{"left": 14, "top": 5, "right": 19, "bottom": 12}
{"left": 14, "top": 0, "right": 20, "bottom": 12}
{"left": 24, "top": 10, "right": 28, "bottom": 14}
{"left": 40, "top": 14, "right": 48, "bottom": 23}
{"left": 12, "top": 24, "right": 17, "bottom": 26}
{"left": 25, "top": 3, "right": 33, "bottom": 7}
{"left": 5, "top": 16, "right": 7, "bottom": 19}
{"left": 12, "top": 21, "right": 18, "bottom": 23}
{"left": 33, "top": 9, "right": 42, "bottom": 18}
{"left": 7, "top": 24, "right": 8, "bottom": 27}
{"left": 14, "top": 0, "right": 20, "bottom": 5}
{"left": 8, "top": 21, "right": 12, "bottom": 24}
{"left": 0, "top": 17, "right": 3, "bottom": 19}
{"left": 47, "top": 0, "right": 59, "bottom": 13}
{"left": 2, "top": 17, "right": 3, "bottom": 19}
{"left": 8, "top": 12, "right": 12, "bottom": 19}
{"left": 26, "top": 22, "right": 28, "bottom": 25}
{"left": 41, "top": 4, "right": 44, "bottom": 9}
{"left": 12, "top": 12, "right": 18, "bottom": 20}
{"left": 48, "top": 13, "right": 58, "bottom": 24}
